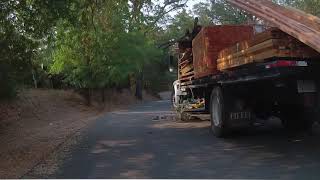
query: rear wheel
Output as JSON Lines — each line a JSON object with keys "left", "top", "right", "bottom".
{"left": 210, "top": 87, "right": 230, "bottom": 137}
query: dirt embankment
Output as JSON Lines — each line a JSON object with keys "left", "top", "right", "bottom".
{"left": 0, "top": 89, "right": 155, "bottom": 178}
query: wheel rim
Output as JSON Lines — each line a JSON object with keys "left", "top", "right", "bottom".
{"left": 212, "top": 93, "right": 222, "bottom": 127}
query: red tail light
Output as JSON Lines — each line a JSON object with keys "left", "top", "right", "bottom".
{"left": 265, "top": 60, "right": 308, "bottom": 69}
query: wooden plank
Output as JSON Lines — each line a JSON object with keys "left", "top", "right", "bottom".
{"left": 218, "top": 37, "right": 314, "bottom": 63}
{"left": 218, "top": 46, "right": 276, "bottom": 68}
{"left": 192, "top": 26, "right": 254, "bottom": 78}
{"left": 218, "top": 39, "right": 277, "bottom": 62}
{"left": 257, "top": 0, "right": 320, "bottom": 31}
{"left": 179, "top": 75, "right": 195, "bottom": 82}
{"left": 180, "top": 65, "right": 194, "bottom": 75}
{"left": 218, "top": 46, "right": 319, "bottom": 71}
{"left": 178, "top": 58, "right": 192, "bottom": 67}
{"left": 219, "top": 28, "right": 286, "bottom": 57}
{"left": 179, "top": 50, "right": 192, "bottom": 64}
{"left": 180, "top": 61, "right": 193, "bottom": 69}
{"left": 226, "top": 0, "right": 320, "bottom": 53}
{"left": 218, "top": 26, "right": 320, "bottom": 70}
{"left": 180, "top": 71, "right": 194, "bottom": 77}
{"left": 218, "top": 49, "right": 278, "bottom": 70}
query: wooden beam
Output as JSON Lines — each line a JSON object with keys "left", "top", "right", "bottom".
{"left": 226, "top": 0, "right": 320, "bottom": 53}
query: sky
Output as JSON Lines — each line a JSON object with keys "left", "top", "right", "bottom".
{"left": 186, "top": 0, "right": 204, "bottom": 9}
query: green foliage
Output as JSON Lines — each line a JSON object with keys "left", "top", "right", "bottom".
{"left": 207, "top": 0, "right": 249, "bottom": 24}
{"left": 291, "top": 0, "right": 320, "bottom": 16}
{"left": 0, "top": 0, "right": 73, "bottom": 99}
{"left": 49, "top": 1, "right": 163, "bottom": 90}
{"left": 157, "top": 0, "right": 252, "bottom": 46}
{"left": 0, "top": 62, "right": 17, "bottom": 99}
{"left": 7, "top": 0, "right": 300, "bottom": 100}
{"left": 193, "top": 2, "right": 214, "bottom": 26}
{"left": 143, "top": 60, "right": 176, "bottom": 93}
{"left": 0, "top": 8, "right": 37, "bottom": 98}
{"left": 157, "top": 9, "right": 195, "bottom": 45}
{"left": 272, "top": 0, "right": 320, "bottom": 16}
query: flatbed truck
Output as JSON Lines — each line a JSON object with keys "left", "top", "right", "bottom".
{"left": 171, "top": 24, "right": 320, "bottom": 137}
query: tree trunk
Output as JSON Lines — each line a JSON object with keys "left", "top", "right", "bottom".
{"left": 31, "top": 68, "right": 37, "bottom": 89}
{"left": 101, "top": 88, "right": 105, "bottom": 103}
{"left": 135, "top": 71, "right": 143, "bottom": 100}
{"left": 85, "top": 88, "right": 92, "bottom": 106}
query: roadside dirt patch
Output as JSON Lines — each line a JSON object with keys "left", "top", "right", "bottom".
{"left": 0, "top": 89, "right": 153, "bottom": 178}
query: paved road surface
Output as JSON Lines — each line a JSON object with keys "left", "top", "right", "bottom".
{"left": 54, "top": 100, "right": 320, "bottom": 179}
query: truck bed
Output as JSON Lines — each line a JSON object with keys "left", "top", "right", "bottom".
{"left": 181, "top": 58, "right": 320, "bottom": 88}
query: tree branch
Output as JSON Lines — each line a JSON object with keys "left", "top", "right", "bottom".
{"left": 144, "top": 0, "right": 189, "bottom": 35}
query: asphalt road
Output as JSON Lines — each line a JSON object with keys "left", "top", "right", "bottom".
{"left": 54, "top": 99, "right": 320, "bottom": 179}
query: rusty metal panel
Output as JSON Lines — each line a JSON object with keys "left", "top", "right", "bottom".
{"left": 192, "top": 26, "right": 254, "bottom": 78}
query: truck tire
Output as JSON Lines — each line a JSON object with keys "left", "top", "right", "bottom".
{"left": 210, "top": 87, "right": 230, "bottom": 137}
{"left": 280, "top": 106, "right": 314, "bottom": 132}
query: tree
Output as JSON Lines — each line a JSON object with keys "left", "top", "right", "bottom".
{"left": 206, "top": 0, "right": 249, "bottom": 25}
{"left": 157, "top": 9, "right": 195, "bottom": 45}
{"left": 193, "top": 2, "right": 214, "bottom": 26}
{"left": 49, "top": 0, "right": 165, "bottom": 104}
{"left": 1, "top": 0, "right": 188, "bottom": 102}
{"left": 128, "top": 0, "right": 189, "bottom": 34}
{"left": 0, "top": 0, "right": 73, "bottom": 98}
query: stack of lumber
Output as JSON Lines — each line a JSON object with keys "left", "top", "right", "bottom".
{"left": 192, "top": 26, "right": 253, "bottom": 78}
{"left": 178, "top": 48, "right": 194, "bottom": 82}
{"left": 226, "top": 0, "right": 320, "bottom": 53}
{"left": 217, "top": 28, "right": 320, "bottom": 71}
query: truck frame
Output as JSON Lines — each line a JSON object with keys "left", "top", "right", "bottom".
{"left": 173, "top": 54, "right": 320, "bottom": 137}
